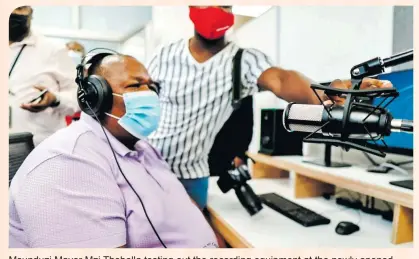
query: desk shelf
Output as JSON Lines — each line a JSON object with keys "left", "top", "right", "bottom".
{"left": 207, "top": 177, "right": 413, "bottom": 248}
{"left": 247, "top": 153, "right": 413, "bottom": 246}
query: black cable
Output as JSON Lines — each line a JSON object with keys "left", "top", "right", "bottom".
{"left": 396, "top": 160, "right": 413, "bottom": 166}
{"left": 364, "top": 152, "right": 413, "bottom": 169}
{"left": 339, "top": 190, "right": 361, "bottom": 201}
{"left": 318, "top": 193, "right": 362, "bottom": 225}
{"left": 324, "top": 189, "right": 361, "bottom": 201}
{"left": 383, "top": 201, "right": 393, "bottom": 211}
{"left": 85, "top": 101, "right": 167, "bottom": 248}
{"left": 363, "top": 152, "right": 379, "bottom": 166}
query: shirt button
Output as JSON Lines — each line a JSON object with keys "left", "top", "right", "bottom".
{"left": 129, "top": 151, "right": 138, "bottom": 157}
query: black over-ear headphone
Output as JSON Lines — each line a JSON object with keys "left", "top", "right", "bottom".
{"left": 75, "top": 48, "right": 118, "bottom": 118}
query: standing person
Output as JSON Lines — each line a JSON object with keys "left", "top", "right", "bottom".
{"left": 9, "top": 6, "right": 79, "bottom": 145}
{"left": 146, "top": 6, "right": 392, "bottom": 209}
{"left": 66, "top": 40, "right": 86, "bottom": 65}
{"left": 65, "top": 41, "right": 86, "bottom": 124}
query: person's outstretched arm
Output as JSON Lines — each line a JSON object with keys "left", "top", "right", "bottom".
{"left": 240, "top": 48, "right": 392, "bottom": 105}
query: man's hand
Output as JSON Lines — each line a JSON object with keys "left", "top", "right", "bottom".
{"left": 21, "top": 86, "right": 58, "bottom": 113}
{"left": 326, "top": 78, "right": 393, "bottom": 105}
{"left": 233, "top": 157, "right": 245, "bottom": 168}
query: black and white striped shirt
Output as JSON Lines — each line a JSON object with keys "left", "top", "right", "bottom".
{"left": 147, "top": 39, "right": 273, "bottom": 179}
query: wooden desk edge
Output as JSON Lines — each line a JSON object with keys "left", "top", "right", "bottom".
{"left": 207, "top": 206, "right": 253, "bottom": 248}
{"left": 247, "top": 153, "right": 413, "bottom": 209}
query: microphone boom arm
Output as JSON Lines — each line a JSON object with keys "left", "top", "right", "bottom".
{"left": 350, "top": 49, "right": 413, "bottom": 80}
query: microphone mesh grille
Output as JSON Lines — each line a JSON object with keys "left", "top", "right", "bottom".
{"left": 287, "top": 104, "right": 324, "bottom": 133}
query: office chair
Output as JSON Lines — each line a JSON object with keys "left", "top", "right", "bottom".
{"left": 9, "top": 132, "right": 34, "bottom": 186}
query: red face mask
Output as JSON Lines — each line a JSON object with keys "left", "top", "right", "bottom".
{"left": 189, "top": 7, "right": 234, "bottom": 40}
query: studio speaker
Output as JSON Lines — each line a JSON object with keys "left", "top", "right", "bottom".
{"left": 259, "top": 108, "right": 305, "bottom": 156}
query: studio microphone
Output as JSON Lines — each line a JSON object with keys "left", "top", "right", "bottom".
{"left": 282, "top": 103, "right": 413, "bottom": 140}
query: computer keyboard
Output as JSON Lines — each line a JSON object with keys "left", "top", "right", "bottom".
{"left": 259, "top": 192, "right": 331, "bottom": 227}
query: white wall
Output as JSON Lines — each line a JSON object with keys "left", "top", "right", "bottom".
{"left": 143, "top": 22, "right": 154, "bottom": 63}
{"left": 146, "top": 6, "right": 194, "bottom": 63}
{"left": 31, "top": 6, "right": 74, "bottom": 29}
{"left": 229, "top": 7, "right": 279, "bottom": 64}
{"left": 35, "top": 36, "right": 121, "bottom": 54}
{"left": 277, "top": 6, "right": 394, "bottom": 82}
{"left": 233, "top": 6, "right": 272, "bottom": 17}
{"left": 120, "top": 30, "right": 146, "bottom": 63}
{"left": 78, "top": 6, "right": 151, "bottom": 35}
{"left": 392, "top": 6, "right": 413, "bottom": 71}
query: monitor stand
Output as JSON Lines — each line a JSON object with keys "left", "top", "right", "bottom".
{"left": 367, "top": 162, "right": 411, "bottom": 175}
{"left": 364, "top": 152, "right": 412, "bottom": 175}
{"left": 304, "top": 144, "right": 351, "bottom": 168}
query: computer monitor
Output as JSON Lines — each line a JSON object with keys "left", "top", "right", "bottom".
{"left": 371, "top": 69, "right": 413, "bottom": 157}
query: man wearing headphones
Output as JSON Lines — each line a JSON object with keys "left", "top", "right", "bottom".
{"left": 9, "top": 53, "right": 218, "bottom": 248}
{"left": 146, "top": 6, "right": 393, "bottom": 209}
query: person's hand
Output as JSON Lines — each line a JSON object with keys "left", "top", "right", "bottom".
{"left": 20, "top": 86, "right": 57, "bottom": 113}
{"left": 233, "top": 157, "right": 245, "bottom": 168}
{"left": 324, "top": 78, "right": 393, "bottom": 106}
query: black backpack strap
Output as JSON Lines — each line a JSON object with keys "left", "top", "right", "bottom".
{"left": 232, "top": 48, "right": 244, "bottom": 110}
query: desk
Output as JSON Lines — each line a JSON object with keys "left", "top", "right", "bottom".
{"left": 207, "top": 154, "right": 414, "bottom": 248}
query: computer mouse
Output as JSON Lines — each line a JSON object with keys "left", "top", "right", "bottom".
{"left": 335, "top": 221, "right": 360, "bottom": 235}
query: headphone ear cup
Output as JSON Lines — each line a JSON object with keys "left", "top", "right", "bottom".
{"left": 77, "top": 75, "right": 113, "bottom": 118}
{"left": 95, "top": 75, "right": 113, "bottom": 115}
{"left": 77, "top": 80, "right": 96, "bottom": 116}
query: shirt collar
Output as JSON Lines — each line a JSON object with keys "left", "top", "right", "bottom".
{"left": 79, "top": 112, "right": 133, "bottom": 157}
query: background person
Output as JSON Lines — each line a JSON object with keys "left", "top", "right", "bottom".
{"left": 64, "top": 40, "right": 86, "bottom": 124}
{"left": 66, "top": 40, "right": 86, "bottom": 64}
{"left": 9, "top": 6, "right": 79, "bottom": 145}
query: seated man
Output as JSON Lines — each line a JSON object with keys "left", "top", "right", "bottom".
{"left": 9, "top": 53, "right": 219, "bottom": 248}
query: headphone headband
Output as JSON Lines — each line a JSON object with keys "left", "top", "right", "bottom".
{"left": 81, "top": 47, "right": 120, "bottom": 66}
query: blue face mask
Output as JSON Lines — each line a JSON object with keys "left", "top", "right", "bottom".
{"left": 105, "top": 91, "right": 161, "bottom": 139}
